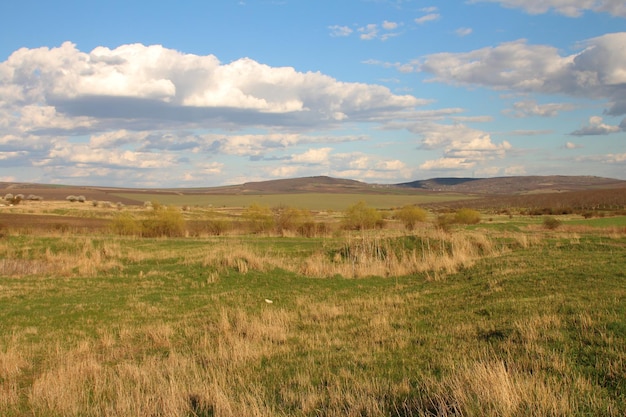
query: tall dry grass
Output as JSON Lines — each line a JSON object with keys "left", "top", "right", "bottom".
{"left": 299, "top": 230, "right": 503, "bottom": 279}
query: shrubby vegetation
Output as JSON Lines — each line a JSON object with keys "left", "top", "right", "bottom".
{"left": 342, "top": 201, "right": 384, "bottom": 230}
{"left": 111, "top": 204, "right": 186, "bottom": 237}
{"left": 394, "top": 205, "right": 428, "bottom": 230}
{"left": 543, "top": 216, "right": 562, "bottom": 230}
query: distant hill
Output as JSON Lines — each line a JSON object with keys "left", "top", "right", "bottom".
{"left": 1, "top": 175, "right": 625, "bottom": 204}
{"left": 397, "top": 175, "right": 626, "bottom": 195}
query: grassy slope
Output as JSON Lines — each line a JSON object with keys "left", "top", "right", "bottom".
{"left": 1, "top": 227, "right": 625, "bottom": 416}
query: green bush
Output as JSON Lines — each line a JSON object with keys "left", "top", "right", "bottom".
{"left": 395, "top": 205, "right": 428, "bottom": 230}
{"left": 342, "top": 201, "right": 384, "bottom": 230}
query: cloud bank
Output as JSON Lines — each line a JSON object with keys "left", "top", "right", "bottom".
{"left": 0, "top": 42, "right": 437, "bottom": 185}
{"left": 419, "top": 32, "right": 626, "bottom": 116}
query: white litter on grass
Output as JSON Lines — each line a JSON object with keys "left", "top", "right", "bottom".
{"left": 264, "top": 299, "right": 273, "bottom": 304}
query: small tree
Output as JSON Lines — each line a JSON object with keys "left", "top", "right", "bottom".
{"left": 395, "top": 205, "right": 428, "bottom": 230}
{"left": 342, "top": 201, "right": 383, "bottom": 230}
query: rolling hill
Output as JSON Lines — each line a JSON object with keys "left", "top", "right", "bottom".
{"left": 1, "top": 175, "right": 625, "bottom": 205}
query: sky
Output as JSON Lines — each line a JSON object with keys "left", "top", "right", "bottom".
{"left": 1, "top": 0, "right": 625, "bottom": 187}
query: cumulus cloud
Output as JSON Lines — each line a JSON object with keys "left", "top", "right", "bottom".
{"left": 570, "top": 116, "right": 621, "bottom": 136}
{"left": 415, "top": 13, "right": 440, "bottom": 24}
{"left": 329, "top": 25, "right": 353, "bottom": 37}
{"left": 411, "top": 123, "right": 512, "bottom": 172}
{"left": 504, "top": 100, "right": 576, "bottom": 117}
{"left": 470, "top": 0, "right": 626, "bottom": 18}
{"left": 418, "top": 33, "right": 626, "bottom": 116}
{"left": 331, "top": 152, "right": 412, "bottom": 180}
{"left": 0, "top": 42, "right": 434, "bottom": 186}
{"left": 0, "top": 42, "right": 421, "bottom": 132}
{"left": 291, "top": 147, "right": 333, "bottom": 164}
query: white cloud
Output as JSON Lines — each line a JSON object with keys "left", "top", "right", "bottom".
{"left": 504, "top": 100, "right": 576, "bottom": 117}
{"left": 455, "top": 27, "right": 473, "bottom": 37}
{"left": 565, "top": 141, "right": 583, "bottom": 149}
{"left": 415, "top": 13, "right": 440, "bottom": 24}
{"left": 331, "top": 152, "right": 412, "bottom": 180}
{"left": 412, "top": 123, "right": 511, "bottom": 172}
{"left": 570, "top": 116, "right": 621, "bottom": 136}
{"left": 359, "top": 24, "right": 379, "bottom": 40}
{"left": 418, "top": 33, "right": 626, "bottom": 116}
{"left": 470, "top": 0, "right": 626, "bottom": 18}
{"left": 420, "top": 158, "right": 476, "bottom": 170}
{"left": 382, "top": 20, "right": 399, "bottom": 30}
{"left": 329, "top": 25, "right": 353, "bottom": 37}
{"left": 42, "top": 142, "right": 178, "bottom": 169}
{"left": 0, "top": 42, "right": 422, "bottom": 133}
{"left": 292, "top": 147, "right": 332, "bottom": 164}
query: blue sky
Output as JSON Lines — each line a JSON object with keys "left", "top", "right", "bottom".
{"left": 1, "top": 0, "right": 625, "bottom": 187}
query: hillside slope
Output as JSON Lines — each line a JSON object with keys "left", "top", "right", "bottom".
{"left": 397, "top": 175, "right": 626, "bottom": 194}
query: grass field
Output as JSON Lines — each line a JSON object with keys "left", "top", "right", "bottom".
{"left": 110, "top": 192, "right": 472, "bottom": 210}
{"left": 0, "top": 202, "right": 625, "bottom": 416}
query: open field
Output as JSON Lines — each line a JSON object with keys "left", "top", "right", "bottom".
{"left": 110, "top": 192, "right": 472, "bottom": 211}
{"left": 1, "top": 192, "right": 625, "bottom": 416}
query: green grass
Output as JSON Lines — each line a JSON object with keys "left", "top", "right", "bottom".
{"left": 565, "top": 215, "right": 626, "bottom": 227}
{"left": 1, "top": 229, "right": 625, "bottom": 416}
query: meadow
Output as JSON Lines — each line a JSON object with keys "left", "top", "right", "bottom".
{"left": 0, "top": 198, "right": 625, "bottom": 416}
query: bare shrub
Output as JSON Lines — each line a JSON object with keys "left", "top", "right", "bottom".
{"left": 543, "top": 216, "right": 562, "bottom": 230}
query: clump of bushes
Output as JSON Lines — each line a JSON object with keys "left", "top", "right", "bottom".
{"left": 4, "top": 193, "right": 28, "bottom": 205}
{"left": 243, "top": 203, "right": 275, "bottom": 234}
{"left": 110, "top": 205, "right": 186, "bottom": 237}
{"left": 455, "top": 208, "right": 481, "bottom": 225}
{"left": 66, "top": 195, "right": 86, "bottom": 203}
{"left": 435, "top": 209, "right": 481, "bottom": 231}
{"left": 394, "top": 205, "right": 428, "bottom": 230}
{"left": 342, "top": 201, "right": 384, "bottom": 230}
